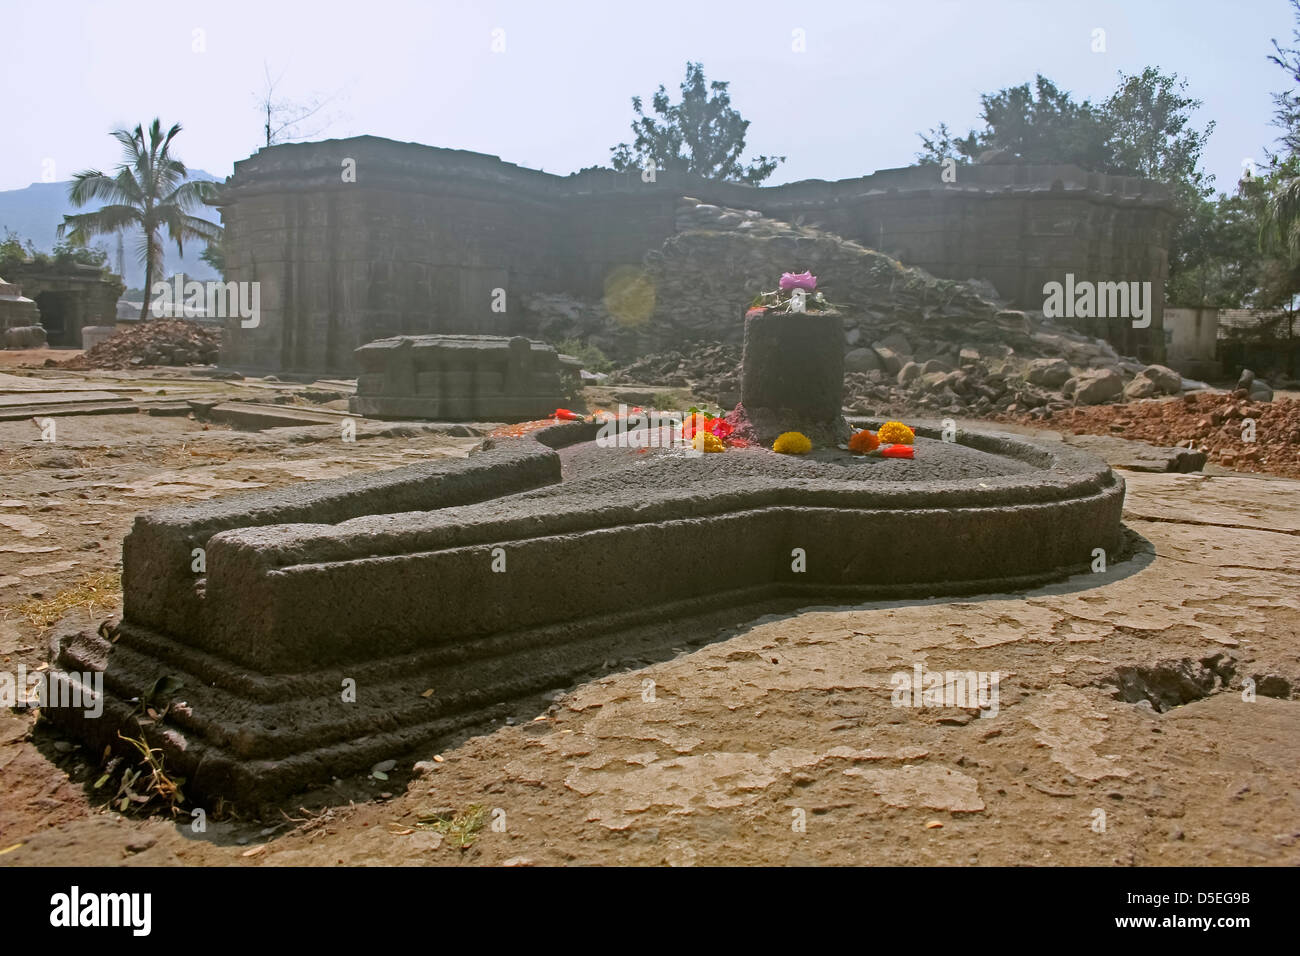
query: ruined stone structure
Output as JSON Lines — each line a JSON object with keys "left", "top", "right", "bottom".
{"left": 0, "top": 263, "right": 123, "bottom": 348}
{"left": 0, "top": 275, "right": 43, "bottom": 348}
{"left": 216, "top": 136, "right": 1172, "bottom": 374}
{"left": 350, "top": 334, "right": 573, "bottom": 421}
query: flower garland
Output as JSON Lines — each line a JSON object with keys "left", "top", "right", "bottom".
{"left": 492, "top": 407, "right": 918, "bottom": 462}
{"left": 747, "top": 271, "right": 836, "bottom": 315}
{"left": 682, "top": 406, "right": 734, "bottom": 442}
{"left": 847, "top": 420, "right": 915, "bottom": 459}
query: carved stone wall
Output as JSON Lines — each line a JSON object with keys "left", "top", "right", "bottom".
{"left": 350, "top": 334, "right": 571, "bottom": 421}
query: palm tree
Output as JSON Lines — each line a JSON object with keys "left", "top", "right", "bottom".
{"left": 1256, "top": 153, "right": 1300, "bottom": 258}
{"left": 57, "top": 119, "right": 221, "bottom": 320}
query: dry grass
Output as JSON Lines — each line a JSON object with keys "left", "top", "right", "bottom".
{"left": 10, "top": 568, "right": 122, "bottom": 629}
{"left": 2, "top": 447, "right": 92, "bottom": 472}
{"left": 158, "top": 441, "right": 241, "bottom": 468}
{"left": 99, "top": 731, "right": 186, "bottom": 815}
{"left": 413, "top": 804, "right": 488, "bottom": 849}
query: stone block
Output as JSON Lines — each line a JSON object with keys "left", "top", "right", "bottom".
{"left": 1026, "top": 357, "right": 1071, "bottom": 388}
{"left": 1070, "top": 368, "right": 1124, "bottom": 405}
{"left": 350, "top": 334, "right": 568, "bottom": 421}
{"left": 4, "top": 325, "right": 47, "bottom": 349}
{"left": 844, "top": 347, "right": 883, "bottom": 373}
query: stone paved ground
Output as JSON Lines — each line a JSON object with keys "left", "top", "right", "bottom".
{"left": 1, "top": 394, "right": 1297, "bottom": 866}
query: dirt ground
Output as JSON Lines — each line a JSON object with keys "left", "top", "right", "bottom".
{"left": 1, "top": 364, "right": 1298, "bottom": 867}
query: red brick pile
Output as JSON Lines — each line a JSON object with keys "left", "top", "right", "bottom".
{"left": 1017, "top": 391, "right": 1300, "bottom": 479}
{"left": 60, "top": 320, "right": 222, "bottom": 370}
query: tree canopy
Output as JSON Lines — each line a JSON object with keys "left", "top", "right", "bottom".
{"left": 917, "top": 69, "right": 1213, "bottom": 193}
{"left": 918, "top": 69, "right": 1216, "bottom": 307}
{"left": 610, "top": 62, "right": 784, "bottom": 185}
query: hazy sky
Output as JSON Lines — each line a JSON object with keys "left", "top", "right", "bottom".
{"left": 4, "top": 0, "right": 1295, "bottom": 194}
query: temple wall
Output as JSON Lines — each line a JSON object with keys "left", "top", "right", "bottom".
{"left": 218, "top": 136, "right": 1171, "bottom": 373}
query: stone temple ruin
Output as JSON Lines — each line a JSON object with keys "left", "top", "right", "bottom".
{"left": 0, "top": 275, "right": 45, "bottom": 349}
{"left": 214, "top": 136, "right": 1173, "bottom": 375}
{"left": 47, "top": 300, "right": 1126, "bottom": 805}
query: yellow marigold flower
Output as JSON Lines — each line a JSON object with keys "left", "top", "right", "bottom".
{"left": 848, "top": 430, "right": 880, "bottom": 454}
{"left": 693, "top": 431, "right": 725, "bottom": 453}
{"left": 772, "top": 431, "right": 812, "bottom": 455}
{"left": 877, "top": 421, "right": 915, "bottom": 445}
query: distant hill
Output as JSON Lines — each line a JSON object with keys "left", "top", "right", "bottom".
{"left": 0, "top": 170, "right": 223, "bottom": 289}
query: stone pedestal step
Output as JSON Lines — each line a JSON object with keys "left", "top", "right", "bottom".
{"left": 0, "top": 400, "right": 138, "bottom": 420}
{"left": 205, "top": 401, "right": 360, "bottom": 430}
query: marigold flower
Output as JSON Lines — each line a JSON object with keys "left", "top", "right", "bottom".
{"left": 881, "top": 443, "right": 914, "bottom": 459}
{"left": 773, "top": 431, "right": 812, "bottom": 455}
{"left": 848, "top": 430, "right": 880, "bottom": 454}
{"left": 693, "top": 431, "right": 725, "bottom": 453}
{"left": 683, "top": 411, "right": 712, "bottom": 440}
{"left": 877, "top": 421, "right": 915, "bottom": 445}
{"left": 707, "top": 417, "right": 734, "bottom": 439}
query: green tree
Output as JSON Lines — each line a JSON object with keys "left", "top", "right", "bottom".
{"left": 916, "top": 69, "right": 1211, "bottom": 190}
{"left": 0, "top": 229, "right": 37, "bottom": 271}
{"left": 610, "top": 62, "right": 784, "bottom": 185}
{"left": 199, "top": 241, "right": 226, "bottom": 279}
{"left": 1102, "top": 68, "right": 1214, "bottom": 192}
{"left": 1259, "top": 2, "right": 1300, "bottom": 313}
{"left": 57, "top": 119, "right": 221, "bottom": 320}
{"left": 918, "top": 75, "right": 1111, "bottom": 168}
{"left": 51, "top": 239, "right": 109, "bottom": 271}
{"left": 0, "top": 230, "right": 111, "bottom": 277}
{"left": 917, "top": 76, "right": 1098, "bottom": 166}
{"left": 1269, "top": 0, "right": 1300, "bottom": 158}
{"left": 1259, "top": 155, "right": 1300, "bottom": 259}
{"left": 1170, "top": 185, "right": 1278, "bottom": 308}
{"left": 916, "top": 69, "right": 1214, "bottom": 303}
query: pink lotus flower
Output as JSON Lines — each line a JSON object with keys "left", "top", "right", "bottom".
{"left": 779, "top": 271, "right": 817, "bottom": 292}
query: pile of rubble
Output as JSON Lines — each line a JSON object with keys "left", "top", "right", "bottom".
{"left": 1024, "top": 386, "right": 1300, "bottom": 479}
{"left": 59, "top": 319, "right": 221, "bottom": 370}
{"left": 524, "top": 201, "right": 1056, "bottom": 364}
{"left": 647, "top": 199, "right": 1048, "bottom": 364}
{"left": 834, "top": 333, "right": 1169, "bottom": 419}
{"left": 558, "top": 197, "right": 1190, "bottom": 411}
{"left": 608, "top": 344, "right": 742, "bottom": 405}
{"left": 608, "top": 328, "right": 1197, "bottom": 423}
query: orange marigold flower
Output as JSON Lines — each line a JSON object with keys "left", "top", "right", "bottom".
{"left": 773, "top": 431, "right": 812, "bottom": 455}
{"left": 877, "top": 421, "right": 915, "bottom": 445}
{"left": 848, "top": 430, "right": 880, "bottom": 454}
{"left": 693, "top": 431, "right": 726, "bottom": 453}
